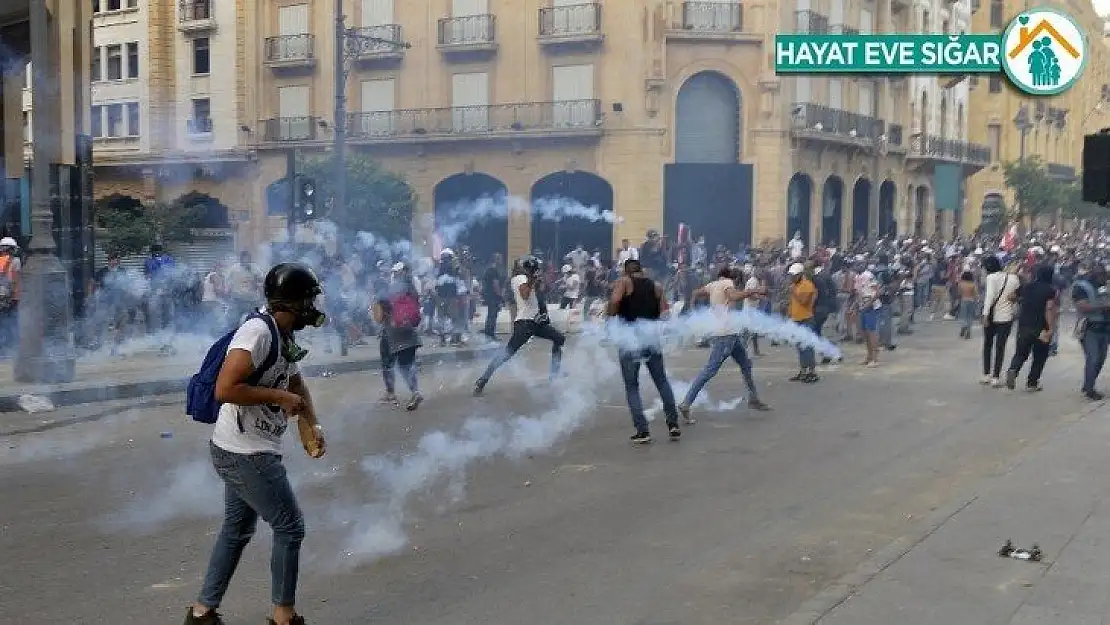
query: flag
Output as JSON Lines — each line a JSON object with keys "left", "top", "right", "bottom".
{"left": 1001, "top": 225, "right": 1018, "bottom": 251}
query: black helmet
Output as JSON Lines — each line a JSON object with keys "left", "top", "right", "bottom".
{"left": 520, "top": 255, "right": 541, "bottom": 274}
{"left": 264, "top": 263, "right": 322, "bottom": 302}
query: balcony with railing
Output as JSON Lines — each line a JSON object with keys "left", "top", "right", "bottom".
{"left": 794, "top": 10, "right": 829, "bottom": 34}
{"left": 345, "top": 100, "right": 603, "bottom": 144}
{"left": 666, "top": 1, "right": 755, "bottom": 41}
{"left": 186, "top": 117, "right": 213, "bottom": 137}
{"left": 261, "top": 117, "right": 323, "bottom": 143}
{"left": 887, "top": 124, "right": 904, "bottom": 148}
{"left": 828, "top": 23, "right": 860, "bottom": 35}
{"left": 790, "top": 102, "right": 885, "bottom": 146}
{"left": 179, "top": 0, "right": 216, "bottom": 33}
{"left": 1047, "top": 162, "right": 1077, "bottom": 181}
{"left": 538, "top": 3, "right": 602, "bottom": 46}
{"left": 907, "top": 134, "right": 992, "bottom": 173}
{"left": 438, "top": 14, "right": 497, "bottom": 53}
{"left": 264, "top": 35, "right": 317, "bottom": 69}
{"left": 350, "top": 25, "right": 405, "bottom": 62}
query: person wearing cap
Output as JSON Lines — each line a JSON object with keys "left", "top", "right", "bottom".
{"left": 558, "top": 264, "right": 581, "bottom": 311}
{"left": 0, "top": 236, "right": 21, "bottom": 352}
{"left": 786, "top": 262, "right": 820, "bottom": 382}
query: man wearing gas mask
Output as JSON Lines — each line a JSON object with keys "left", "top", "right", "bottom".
{"left": 186, "top": 263, "right": 328, "bottom": 625}
{"left": 473, "top": 255, "right": 565, "bottom": 395}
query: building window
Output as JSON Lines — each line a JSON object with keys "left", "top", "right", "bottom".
{"left": 988, "top": 123, "right": 1001, "bottom": 161}
{"left": 126, "top": 43, "right": 139, "bottom": 78}
{"left": 127, "top": 0, "right": 137, "bottom": 7}
{"left": 90, "top": 105, "right": 103, "bottom": 137}
{"left": 988, "top": 76, "right": 1002, "bottom": 93}
{"left": 126, "top": 102, "right": 140, "bottom": 136}
{"left": 990, "top": 0, "right": 1003, "bottom": 28}
{"left": 92, "top": 0, "right": 99, "bottom": 13}
{"left": 106, "top": 45, "right": 122, "bottom": 80}
{"left": 91, "top": 47, "right": 102, "bottom": 81}
{"left": 191, "top": 98, "right": 212, "bottom": 133}
{"left": 106, "top": 103, "right": 124, "bottom": 137}
{"left": 193, "top": 38, "right": 211, "bottom": 74}
{"left": 969, "top": 76, "right": 979, "bottom": 90}
{"left": 942, "top": 20, "right": 949, "bottom": 34}
{"left": 22, "top": 112, "right": 30, "bottom": 143}
{"left": 107, "top": 0, "right": 120, "bottom": 10}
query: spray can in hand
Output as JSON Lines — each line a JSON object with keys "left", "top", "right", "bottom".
{"left": 296, "top": 418, "right": 325, "bottom": 458}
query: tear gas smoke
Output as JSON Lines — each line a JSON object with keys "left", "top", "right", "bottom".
{"left": 433, "top": 193, "right": 620, "bottom": 250}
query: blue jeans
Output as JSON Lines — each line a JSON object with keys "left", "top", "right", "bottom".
{"left": 683, "top": 334, "right": 760, "bottom": 405}
{"left": 1082, "top": 330, "right": 1110, "bottom": 392}
{"left": 619, "top": 347, "right": 679, "bottom": 433}
{"left": 796, "top": 317, "right": 817, "bottom": 369}
{"left": 199, "top": 443, "right": 305, "bottom": 608}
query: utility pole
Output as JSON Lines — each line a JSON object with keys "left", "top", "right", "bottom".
{"left": 331, "top": 3, "right": 409, "bottom": 235}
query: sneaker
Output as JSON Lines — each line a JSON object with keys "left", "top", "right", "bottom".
{"left": 678, "top": 403, "right": 696, "bottom": 425}
{"left": 865, "top": 361, "right": 879, "bottom": 368}
{"left": 790, "top": 371, "right": 806, "bottom": 381}
{"left": 979, "top": 375, "right": 992, "bottom": 385}
{"left": 885, "top": 344, "right": 898, "bottom": 350}
{"left": 943, "top": 314, "right": 956, "bottom": 321}
{"left": 1025, "top": 384, "right": 1043, "bottom": 392}
{"left": 473, "top": 380, "right": 486, "bottom": 396}
{"left": 803, "top": 372, "right": 820, "bottom": 383}
{"left": 630, "top": 432, "right": 653, "bottom": 444}
{"left": 748, "top": 398, "right": 771, "bottom": 411}
{"left": 406, "top": 392, "right": 424, "bottom": 411}
{"left": 1004, "top": 370, "right": 1017, "bottom": 390}
{"left": 991, "top": 377, "right": 1005, "bottom": 388}
{"left": 668, "top": 425, "right": 682, "bottom": 440}
{"left": 1085, "top": 389, "right": 1105, "bottom": 401}
{"left": 183, "top": 608, "right": 224, "bottom": 625}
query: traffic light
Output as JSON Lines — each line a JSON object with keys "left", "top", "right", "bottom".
{"left": 293, "top": 174, "right": 317, "bottom": 222}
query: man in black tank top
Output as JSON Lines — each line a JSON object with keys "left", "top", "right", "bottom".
{"left": 607, "top": 259, "right": 681, "bottom": 443}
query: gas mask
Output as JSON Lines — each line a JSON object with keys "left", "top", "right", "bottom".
{"left": 271, "top": 298, "right": 327, "bottom": 333}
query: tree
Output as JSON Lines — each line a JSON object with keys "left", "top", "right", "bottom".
{"left": 94, "top": 195, "right": 203, "bottom": 257}
{"left": 1002, "top": 157, "right": 1064, "bottom": 222}
{"left": 296, "top": 153, "right": 416, "bottom": 242}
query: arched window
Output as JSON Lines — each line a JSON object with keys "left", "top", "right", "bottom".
{"left": 675, "top": 71, "right": 742, "bottom": 163}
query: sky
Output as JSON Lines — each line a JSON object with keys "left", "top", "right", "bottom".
{"left": 1095, "top": 0, "right": 1110, "bottom": 19}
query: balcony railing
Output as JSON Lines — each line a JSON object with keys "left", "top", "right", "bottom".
{"left": 438, "top": 14, "right": 497, "bottom": 48}
{"left": 350, "top": 25, "right": 405, "bottom": 59}
{"left": 262, "top": 117, "right": 322, "bottom": 142}
{"left": 186, "top": 118, "right": 213, "bottom": 135}
{"left": 829, "top": 23, "right": 860, "bottom": 35}
{"left": 908, "top": 134, "right": 992, "bottom": 165}
{"left": 1047, "top": 162, "right": 1077, "bottom": 180}
{"left": 264, "top": 35, "right": 316, "bottom": 66}
{"left": 179, "top": 0, "right": 215, "bottom": 32}
{"left": 790, "top": 102, "right": 885, "bottom": 142}
{"left": 795, "top": 10, "right": 829, "bottom": 34}
{"left": 539, "top": 3, "right": 602, "bottom": 39}
{"left": 345, "top": 100, "right": 603, "bottom": 140}
{"left": 680, "top": 1, "right": 742, "bottom": 32}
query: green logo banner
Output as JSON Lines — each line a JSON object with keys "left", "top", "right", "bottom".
{"left": 775, "top": 34, "right": 1003, "bottom": 73}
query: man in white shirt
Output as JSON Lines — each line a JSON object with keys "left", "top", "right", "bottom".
{"left": 559, "top": 265, "right": 581, "bottom": 309}
{"left": 566, "top": 244, "right": 588, "bottom": 275}
{"left": 187, "top": 263, "right": 328, "bottom": 625}
{"left": 225, "top": 251, "right": 262, "bottom": 323}
{"left": 788, "top": 231, "right": 805, "bottom": 260}
{"left": 474, "top": 256, "right": 567, "bottom": 394}
{"left": 617, "top": 239, "right": 639, "bottom": 267}
{"left": 679, "top": 266, "right": 771, "bottom": 423}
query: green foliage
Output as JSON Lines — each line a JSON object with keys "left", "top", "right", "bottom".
{"left": 94, "top": 195, "right": 204, "bottom": 257}
{"left": 296, "top": 152, "right": 416, "bottom": 242}
{"left": 1002, "top": 157, "right": 1062, "bottom": 220}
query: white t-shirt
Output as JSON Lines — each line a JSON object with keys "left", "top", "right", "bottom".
{"left": 706, "top": 277, "right": 736, "bottom": 336}
{"left": 210, "top": 315, "right": 301, "bottom": 455}
{"left": 226, "top": 264, "right": 260, "bottom": 298}
{"left": 743, "top": 276, "right": 761, "bottom": 310}
{"left": 563, "top": 273, "right": 581, "bottom": 299}
{"left": 202, "top": 272, "right": 220, "bottom": 302}
{"left": 982, "top": 272, "right": 1019, "bottom": 323}
{"left": 617, "top": 247, "right": 639, "bottom": 267}
{"left": 511, "top": 274, "right": 539, "bottom": 320}
{"left": 789, "top": 238, "right": 804, "bottom": 260}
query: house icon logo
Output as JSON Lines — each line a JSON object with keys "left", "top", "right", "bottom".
{"left": 1001, "top": 8, "right": 1086, "bottom": 96}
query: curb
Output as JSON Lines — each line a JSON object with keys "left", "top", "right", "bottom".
{"left": 0, "top": 345, "right": 499, "bottom": 414}
{"left": 776, "top": 399, "right": 1107, "bottom": 625}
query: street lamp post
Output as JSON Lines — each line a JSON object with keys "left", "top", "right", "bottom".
{"left": 332, "top": 3, "right": 409, "bottom": 234}
{"left": 16, "top": 0, "right": 76, "bottom": 383}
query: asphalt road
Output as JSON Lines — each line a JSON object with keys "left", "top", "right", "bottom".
{"left": 0, "top": 320, "right": 1097, "bottom": 625}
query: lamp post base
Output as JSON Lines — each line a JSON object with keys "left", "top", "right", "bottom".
{"left": 14, "top": 253, "right": 76, "bottom": 384}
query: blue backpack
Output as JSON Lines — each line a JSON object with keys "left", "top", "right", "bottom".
{"left": 186, "top": 312, "right": 280, "bottom": 424}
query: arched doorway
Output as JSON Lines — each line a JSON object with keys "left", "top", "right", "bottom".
{"left": 171, "top": 192, "right": 235, "bottom": 270}
{"left": 852, "top": 178, "right": 871, "bottom": 244}
{"left": 822, "top": 175, "right": 844, "bottom": 246}
{"left": 879, "top": 180, "right": 897, "bottom": 237}
{"left": 530, "top": 171, "right": 614, "bottom": 264}
{"left": 787, "top": 173, "right": 813, "bottom": 247}
{"left": 433, "top": 173, "right": 509, "bottom": 266}
{"left": 914, "top": 186, "right": 929, "bottom": 237}
{"left": 675, "top": 71, "right": 741, "bottom": 163}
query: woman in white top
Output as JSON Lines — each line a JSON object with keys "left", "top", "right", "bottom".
{"left": 980, "top": 255, "right": 1020, "bottom": 386}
